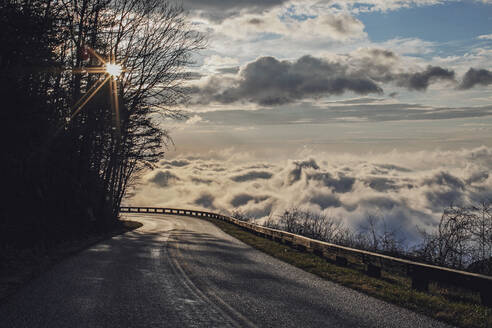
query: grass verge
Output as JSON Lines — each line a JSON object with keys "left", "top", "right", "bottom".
{"left": 0, "top": 219, "right": 142, "bottom": 303}
{"left": 209, "top": 217, "right": 492, "bottom": 328}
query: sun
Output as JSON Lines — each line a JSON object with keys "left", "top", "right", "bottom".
{"left": 68, "top": 46, "right": 127, "bottom": 132}
{"left": 105, "top": 63, "right": 122, "bottom": 77}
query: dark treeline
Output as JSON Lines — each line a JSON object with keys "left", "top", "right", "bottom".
{"left": 251, "top": 203, "right": 492, "bottom": 275}
{"left": 0, "top": 0, "right": 202, "bottom": 249}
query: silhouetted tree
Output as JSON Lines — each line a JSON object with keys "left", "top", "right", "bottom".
{"left": 416, "top": 202, "right": 492, "bottom": 272}
{"left": 0, "top": 0, "right": 203, "bottom": 249}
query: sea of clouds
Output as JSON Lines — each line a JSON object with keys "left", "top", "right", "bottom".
{"left": 127, "top": 146, "right": 492, "bottom": 246}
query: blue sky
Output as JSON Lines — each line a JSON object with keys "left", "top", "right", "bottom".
{"left": 360, "top": 2, "right": 492, "bottom": 43}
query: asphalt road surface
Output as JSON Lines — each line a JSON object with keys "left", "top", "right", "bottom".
{"left": 0, "top": 214, "right": 453, "bottom": 328}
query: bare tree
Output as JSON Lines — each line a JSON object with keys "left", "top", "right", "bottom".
{"left": 355, "top": 213, "right": 405, "bottom": 254}
{"left": 416, "top": 204, "right": 482, "bottom": 269}
{"left": 266, "top": 207, "right": 344, "bottom": 243}
{"left": 232, "top": 209, "right": 253, "bottom": 222}
{"left": 1, "top": 0, "right": 204, "bottom": 247}
{"left": 54, "top": 0, "right": 204, "bottom": 222}
{"left": 470, "top": 202, "right": 492, "bottom": 266}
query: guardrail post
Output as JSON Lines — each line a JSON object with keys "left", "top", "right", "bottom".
{"left": 296, "top": 244, "right": 307, "bottom": 252}
{"left": 366, "top": 264, "right": 381, "bottom": 278}
{"left": 480, "top": 282, "right": 492, "bottom": 307}
{"left": 336, "top": 256, "right": 348, "bottom": 267}
{"left": 408, "top": 266, "right": 429, "bottom": 292}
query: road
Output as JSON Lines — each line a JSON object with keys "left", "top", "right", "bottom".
{"left": 0, "top": 214, "right": 452, "bottom": 328}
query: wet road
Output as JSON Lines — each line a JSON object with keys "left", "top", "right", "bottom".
{"left": 0, "top": 214, "right": 452, "bottom": 327}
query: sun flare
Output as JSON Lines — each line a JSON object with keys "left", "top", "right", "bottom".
{"left": 105, "top": 63, "right": 122, "bottom": 77}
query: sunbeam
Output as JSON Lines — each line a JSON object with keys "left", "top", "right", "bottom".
{"left": 70, "top": 75, "right": 111, "bottom": 121}
{"left": 69, "top": 46, "right": 125, "bottom": 128}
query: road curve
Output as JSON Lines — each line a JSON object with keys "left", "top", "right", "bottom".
{"left": 0, "top": 214, "right": 452, "bottom": 328}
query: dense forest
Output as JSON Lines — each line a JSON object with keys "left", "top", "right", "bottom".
{"left": 0, "top": 0, "right": 202, "bottom": 248}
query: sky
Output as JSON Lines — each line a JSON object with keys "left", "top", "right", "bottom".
{"left": 128, "top": 0, "right": 492, "bottom": 245}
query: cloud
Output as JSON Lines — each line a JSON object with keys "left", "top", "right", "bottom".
{"left": 321, "top": 14, "right": 365, "bottom": 40}
{"left": 182, "top": 0, "right": 289, "bottom": 21}
{"left": 423, "top": 171, "right": 465, "bottom": 190}
{"left": 128, "top": 146, "right": 492, "bottom": 246}
{"left": 310, "top": 172, "right": 356, "bottom": 193}
{"left": 395, "top": 66, "right": 455, "bottom": 91}
{"left": 230, "top": 193, "right": 269, "bottom": 207}
{"left": 190, "top": 100, "right": 492, "bottom": 126}
{"left": 184, "top": 115, "right": 205, "bottom": 125}
{"left": 308, "top": 191, "right": 342, "bottom": 210}
{"left": 191, "top": 177, "right": 214, "bottom": 185}
{"left": 363, "top": 177, "right": 400, "bottom": 192}
{"left": 478, "top": 34, "right": 492, "bottom": 40}
{"left": 194, "top": 192, "right": 216, "bottom": 208}
{"left": 191, "top": 50, "right": 471, "bottom": 106}
{"left": 149, "top": 171, "right": 180, "bottom": 187}
{"left": 231, "top": 170, "right": 273, "bottom": 182}
{"left": 378, "top": 37, "right": 435, "bottom": 55}
{"left": 194, "top": 1, "right": 367, "bottom": 42}
{"left": 216, "top": 66, "right": 240, "bottom": 74}
{"left": 286, "top": 159, "right": 320, "bottom": 184}
{"left": 459, "top": 68, "right": 492, "bottom": 89}
{"left": 194, "top": 55, "right": 383, "bottom": 105}
{"left": 161, "top": 159, "right": 190, "bottom": 167}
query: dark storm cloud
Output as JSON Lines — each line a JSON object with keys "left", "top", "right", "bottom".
{"left": 231, "top": 170, "right": 273, "bottom": 182}
{"left": 149, "top": 171, "right": 180, "bottom": 188}
{"left": 182, "top": 0, "right": 288, "bottom": 21}
{"left": 395, "top": 66, "right": 455, "bottom": 91}
{"left": 459, "top": 68, "right": 492, "bottom": 89}
{"left": 197, "top": 55, "right": 383, "bottom": 106}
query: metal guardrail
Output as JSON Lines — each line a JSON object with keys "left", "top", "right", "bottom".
{"left": 120, "top": 206, "right": 492, "bottom": 307}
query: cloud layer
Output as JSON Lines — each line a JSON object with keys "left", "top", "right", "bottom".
{"left": 128, "top": 146, "right": 492, "bottom": 246}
